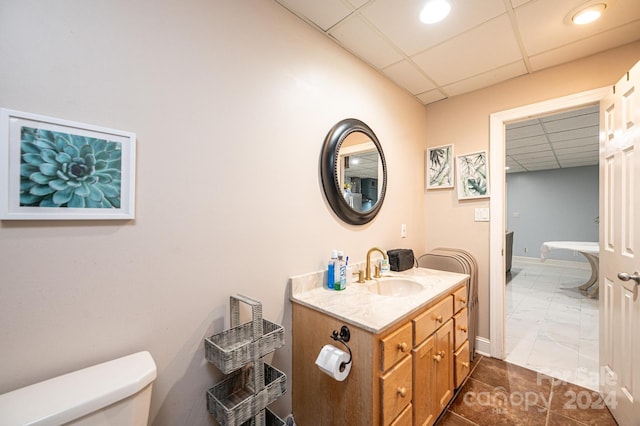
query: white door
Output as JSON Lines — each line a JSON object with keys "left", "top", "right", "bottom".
{"left": 599, "top": 60, "right": 640, "bottom": 425}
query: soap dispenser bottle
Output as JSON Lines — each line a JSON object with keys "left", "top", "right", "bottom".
{"left": 327, "top": 250, "right": 338, "bottom": 289}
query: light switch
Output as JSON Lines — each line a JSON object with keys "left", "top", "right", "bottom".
{"left": 474, "top": 208, "right": 490, "bottom": 222}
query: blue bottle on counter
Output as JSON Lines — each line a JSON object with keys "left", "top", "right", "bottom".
{"left": 327, "top": 250, "right": 338, "bottom": 289}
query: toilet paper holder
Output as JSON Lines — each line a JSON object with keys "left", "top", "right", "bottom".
{"left": 330, "top": 325, "right": 352, "bottom": 368}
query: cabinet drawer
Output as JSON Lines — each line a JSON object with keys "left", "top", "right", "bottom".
{"left": 453, "top": 307, "right": 468, "bottom": 350}
{"left": 454, "top": 340, "right": 471, "bottom": 389}
{"left": 453, "top": 286, "right": 467, "bottom": 313}
{"left": 413, "top": 296, "right": 453, "bottom": 346}
{"left": 381, "top": 354, "right": 413, "bottom": 426}
{"left": 380, "top": 322, "right": 412, "bottom": 372}
{"left": 389, "top": 402, "right": 412, "bottom": 426}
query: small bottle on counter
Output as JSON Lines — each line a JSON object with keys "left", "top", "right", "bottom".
{"left": 380, "top": 258, "right": 390, "bottom": 275}
{"left": 327, "top": 250, "right": 338, "bottom": 289}
{"left": 336, "top": 251, "right": 347, "bottom": 290}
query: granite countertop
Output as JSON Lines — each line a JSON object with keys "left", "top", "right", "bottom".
{"left": 290, "top": 267, "right": 469, "bottom": 334}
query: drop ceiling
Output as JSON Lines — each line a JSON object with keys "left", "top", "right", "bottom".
{"left": 505, "top": 104, "right": 599, "bottom": 174}
{"left": 274, "top": 0, "right": 640, "bottom": 105}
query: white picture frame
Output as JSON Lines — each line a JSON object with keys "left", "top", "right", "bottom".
{"left": 426, "top": 144, "right": 454, "bottom": 189}
{"left": 0, "top": 108, "right": 136, "bottom": 220}
{"left": 456, "top": 150, "right": 489, "bottom": 200}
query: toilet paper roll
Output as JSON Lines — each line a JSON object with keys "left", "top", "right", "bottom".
{"left": 315, "top": 344, "right": 351, "bottom": 381}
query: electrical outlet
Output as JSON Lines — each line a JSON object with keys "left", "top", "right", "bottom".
{"left": 401, "top": 224, "right": 407, "bottom": 238}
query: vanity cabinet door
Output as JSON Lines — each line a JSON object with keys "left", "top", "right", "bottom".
{"left": 434, "top": 319, "right": 454, "bottom": 413}
{"left": 453, "top": 307, "right": 468, "bottom": 350}
{"left": 412, "top": 334, "right": 436, "bottom": 426}
{"left": 413, "top": 297, "right": 453, "bottom": 346}
{"left": 380, "top": 354, "right": 413, "bottom": 425}
{"left": 380, "top": 322, "right": 413, "bottom": 372}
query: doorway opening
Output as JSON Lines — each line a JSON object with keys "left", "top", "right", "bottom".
{"left": 503, "top": 105, "right": 600, "bottom": 389}
{"left": 488, "top": 87, "right": 610, "bottom": 388}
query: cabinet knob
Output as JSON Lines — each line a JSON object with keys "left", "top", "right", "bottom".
{"left": 397, "top": 342, "right": 408, "bottom": 352}
{"left": 397, "top": 387, "right": 407, "bottom": 398}
{"left": 462, "top": 362, "right": 470, "bottom": 369}
{"left": 459, "top": 326, "right": 468, "bottom": 333}
{"left": 457, "top": 297, "right": 467, "bottom": 304}
{"left": 435, "top": 315, "right": 443, "bottom": 323}
{"left": 433, "top": 354, "right": 442, "bottom": 363}
{"left": 438, "top": 350, "right": 445, "bottom": 358}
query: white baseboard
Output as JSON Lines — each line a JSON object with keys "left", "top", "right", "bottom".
{"left": 475, "top": 337, "right": 491, "bottom": 357}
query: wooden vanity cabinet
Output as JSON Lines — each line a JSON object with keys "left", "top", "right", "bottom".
{"left": 291, "top": 281, "right": 468, "bottom": 426}
{"left": 412, "top": 316, "right": 454, "bottom": 426}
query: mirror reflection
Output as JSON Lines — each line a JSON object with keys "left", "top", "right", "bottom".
{"left": 337, "top": 132, "right": 382, "bottom": 213}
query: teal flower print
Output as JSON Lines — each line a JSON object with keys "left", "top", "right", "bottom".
{"left": 19, "top": 126, "right": 122, "bottom": 208}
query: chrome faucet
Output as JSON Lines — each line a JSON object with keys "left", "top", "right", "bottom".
{"left": 365, "top": 247, "right": 388, "bottom": 280}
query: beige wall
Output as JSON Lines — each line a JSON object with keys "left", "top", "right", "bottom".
{"left": 0, "top": 1, "right": 427, "bottom": 424}
{"left": 424, "top": 41, "right": 640, "bottom": 341}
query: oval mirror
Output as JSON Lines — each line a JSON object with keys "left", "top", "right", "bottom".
{"left": 320, "top": 118, "right": 387, "bottom": 225}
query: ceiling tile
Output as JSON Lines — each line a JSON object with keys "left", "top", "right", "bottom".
{"left": 510, "top": 0, "right": 532, "bottom": 8}
{"left": 527, "top": 163, "right": 560, "bottom": 171}
{"left": 556, "top": 149, "right": 598, "bottom": 159}
{"left": 276, "top": 0, "right": 353, "bottom": 31}
{"left": 516, "top": 0, "right": 640, "bottom": 56}
{"left": 329, "top": 15, "right": 403, "bottom": 68}
{"left": 442, "top": 61, "right": 527, "bottom": 97}
{"left": 346, "top": 0, "right": 368, "bottom": 8}
{"left": 540, "top": 105, "right": 599, "bottom": 121}
{"left": 412, "top": 15, "right": 522, "bottom": 86}
{"left": 506, "top": 122, "right": 545, "bottom": 139}
{"left": 553, "top": 144, "right": 600, "bottom": 156}
{"left": 361, "top": 0, "right": 506, "bottom": 56}
{"left": 417, "top": 89, "right": 447, "bottom": 104}
{"left": 382, "top": 60, "right": 436, "bottom": 94}
{"left": 542, "top": 116, "right": 598, "bottom": 133}
{"left": 514, "top": 151, "right": 556, "bottom": 161}
{"left": 547, "top": 126, "right": 598, "bottom": 142}
{"left": 507, "top": 135, "right": 549, "bottom": 149}
{"left": 551, "top": 137, "right": 598, "bottom": 150}
{"left": 529, "top": 20, "right": 640, "bottom": 71}
{"left": 507, "top": 144, "right": 552, "bottom": 155}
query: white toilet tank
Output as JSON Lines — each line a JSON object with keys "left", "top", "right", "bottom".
{"left": 0, "top": 351, "right": 157, "bottom": 426}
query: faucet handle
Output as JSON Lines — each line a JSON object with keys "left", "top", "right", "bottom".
{"left": 353, "top": 270, "right": 365, "bottom": 284}
{"left": 374, "top": 265, "right": 381, "bottom": 278}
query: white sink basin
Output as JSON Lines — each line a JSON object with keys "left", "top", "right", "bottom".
{"left": 367, "top": 277, "right": 423, "bottom": 297}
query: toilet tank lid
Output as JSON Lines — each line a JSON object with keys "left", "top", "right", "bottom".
{"left": 0, "top": 351, "right": 157, "bottom": 426}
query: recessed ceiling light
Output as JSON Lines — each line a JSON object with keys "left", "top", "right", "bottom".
{"left": 420, "top": 0, "right": 451, "bottom": 24}
{"left": 572, "top": 3, "right": 606, "bottom": 25}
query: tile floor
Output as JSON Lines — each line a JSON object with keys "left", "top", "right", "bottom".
{"left": 438, "top": 355, "right": 617, "bottom": 425}
{"left": 504, "top": 257, "right": 599, "bottom": 391}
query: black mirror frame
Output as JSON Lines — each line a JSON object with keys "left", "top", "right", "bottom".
{"left": 320, "top": 118, "right": 387, "bottom": 225}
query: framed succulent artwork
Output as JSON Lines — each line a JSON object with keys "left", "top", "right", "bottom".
{"left": 426, "top": 144, "right": 454, "bottom": 189}
{"left": 0, "top": 108, "right": 136, "bottom": 220}
{"left": 456, "top": 150, "right": 489, "bottom": 200}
